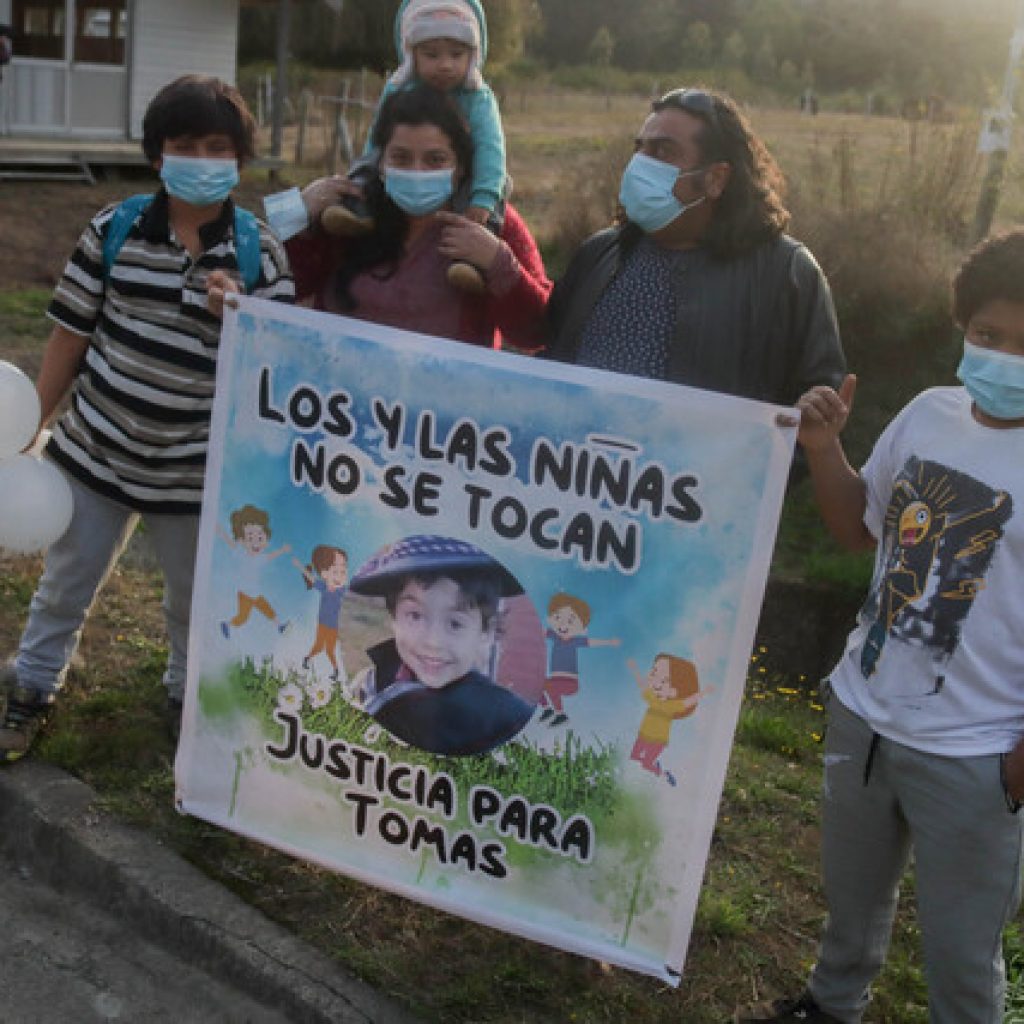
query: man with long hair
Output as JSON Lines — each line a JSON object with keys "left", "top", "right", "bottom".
{"left": 547, "top": 87, "right": 844, "bottom": 405}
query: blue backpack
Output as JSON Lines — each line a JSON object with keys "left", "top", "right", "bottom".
{"left": 101, "top": 193, "right": 262, "bottom": 292}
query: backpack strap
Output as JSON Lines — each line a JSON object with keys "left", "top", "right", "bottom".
{"left": 232, "top": 206, "right": 262, "bottom": 293}
{"left": 102, "top": 193, "right": 153, "bottom": 279}
{"left": 102, "top": 193, "right": 262, "bottom": 293}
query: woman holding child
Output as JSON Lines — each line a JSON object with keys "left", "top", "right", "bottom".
{"left": 265, "top": 84, "right": 551, "bottom": 352}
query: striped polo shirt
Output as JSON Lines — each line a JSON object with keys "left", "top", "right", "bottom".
{"left": 46, "top": 190, "right": 294, "bottom": 513}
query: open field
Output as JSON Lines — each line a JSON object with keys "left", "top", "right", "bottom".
{"left": 3, "top": 86, "right": 1024, "bottom": 1021}
{"left": 5, "top": 86, "right": 1024, "bottom": 289}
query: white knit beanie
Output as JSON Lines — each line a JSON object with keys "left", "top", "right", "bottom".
{"left": 391, "top": 0, "right": 483, "bottom": 90}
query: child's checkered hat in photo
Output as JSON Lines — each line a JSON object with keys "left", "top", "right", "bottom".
{"left": 391, "top": 0, "right": 484, "bottom": 90}
{"left": 349, "top": 535, "right": 522, "bottom": 597}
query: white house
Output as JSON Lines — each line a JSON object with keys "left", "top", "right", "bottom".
{"left": 0, "top": 0, "right": 246, "bottom": 146}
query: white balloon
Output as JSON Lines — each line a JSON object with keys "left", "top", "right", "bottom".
{"left": 0, "top": 361, "right": 41, "bottom": 460}
{"left": 0, "top": 456, "right": 74, "bottom": 554}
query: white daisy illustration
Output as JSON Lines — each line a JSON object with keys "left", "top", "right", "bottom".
{"left": 277, "top": 682, "right": 305, "bottom": 712}
{"left": 307, "top": 680, "right": 335, "bottom": 709}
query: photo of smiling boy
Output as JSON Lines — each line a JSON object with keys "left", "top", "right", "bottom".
{"left": 348, "top": 535, "right": 535, "bottom": 757}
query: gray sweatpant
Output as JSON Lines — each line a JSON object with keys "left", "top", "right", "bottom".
{"left": 808, "top": 688, "right": 1023, "bottom": 1024}
{"left": 14, "top": 470, "right": 199, "bottom": 702}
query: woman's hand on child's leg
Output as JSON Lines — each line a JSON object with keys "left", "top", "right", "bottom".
{"left": 435, "top": 211, "right": 500, "bottom": 272}
{"left": 301, "top": 176, "right": 365, "bottom": 223}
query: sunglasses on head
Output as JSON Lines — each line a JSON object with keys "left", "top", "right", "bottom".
{"left": 656, "top": 88, "right": 721, "bottom": 133}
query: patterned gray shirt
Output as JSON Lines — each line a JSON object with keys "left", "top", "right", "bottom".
{"left": 576, "top": 237, "right": 697, "bottom": 379}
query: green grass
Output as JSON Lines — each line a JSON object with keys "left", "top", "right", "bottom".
{"left": 0, "top": 289, "right": 51, "bottom": 348}
{"left": 0, "top": 288, "right": 51, "bottom": 317}
{"left": 771, "top": 479, "right": 874, "bottom": 593}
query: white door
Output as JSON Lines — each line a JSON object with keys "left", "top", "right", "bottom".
{"left": 68, "top": 0, "right": 128, "bottom": 137}
{"left": 5, "top": 0, "right": 127, "bottom": 137}
{"left": 6, "top": 0, "right": 68, "bottom": 134}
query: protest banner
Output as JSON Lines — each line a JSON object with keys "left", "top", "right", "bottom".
{"left": 175, "top": 297, "right": 797, "bottom": 983}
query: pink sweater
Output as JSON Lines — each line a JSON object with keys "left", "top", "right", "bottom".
{"left": 286, "top": 204, "right": 551, "bottom": 351}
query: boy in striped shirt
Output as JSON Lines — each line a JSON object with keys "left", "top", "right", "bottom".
{"left": 0, "top": 75, "right": 294, "bottom": 760}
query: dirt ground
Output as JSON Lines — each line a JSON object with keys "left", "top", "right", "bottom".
{"left": 2, "top": 181, "right": 117, "bottom": 291}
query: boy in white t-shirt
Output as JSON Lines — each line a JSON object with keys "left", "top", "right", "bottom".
{"left": 736, "top": 230, "right": 1024, "bottom": 1023}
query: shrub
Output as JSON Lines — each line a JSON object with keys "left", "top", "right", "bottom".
{"left": 545, "top": 134, "right": 633, "bottom": 270}
{"left": 549, "top": 63, "right": 655, "bottom": 95}
{"left": 789, "top": 123, "right": 977, "bottom": 465}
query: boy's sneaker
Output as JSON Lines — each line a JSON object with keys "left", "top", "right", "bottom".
{"left": 446, "top": 261, "right": 486, "bottom": 295}
{"left": 321, "top": 204, "right": 375, "bottom": 237}
{"left": 734, "top": 991, "right": 843, "bottom": 1023}
{"left": 0, "top": 683, "right": 56, "bottom": 764}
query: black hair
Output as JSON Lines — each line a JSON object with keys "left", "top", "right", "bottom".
{"left": 651, "top": 87, "right": 789, "bottom": 259}
{"left": 332, "top": 84, "right": 474, "bottom": 311}
{"left": 383, "top": 569, "right": 503, "bottom": 632}
{"left": 142, "top": 74, "right": 256, "bottom": 165}
{"left": 953, "top": 230, "right": 1024, "bottom": 328}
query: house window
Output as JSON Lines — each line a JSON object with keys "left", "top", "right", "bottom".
{"left": 13, "top": 0, "right": 66, "bottom": 60}
{"left": 74, "top": 1, "right": 126, "bottom": 65}
{"left": 11, "top": 1, "right": 127, "bottom": 64}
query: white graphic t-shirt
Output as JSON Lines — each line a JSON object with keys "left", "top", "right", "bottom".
{"left": 830, "top": 387, "right": 1024, "bottom": 756}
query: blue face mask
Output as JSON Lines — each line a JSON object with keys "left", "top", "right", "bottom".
{"left": 159, "top": 155, "right": 239, "bottom": 206}
{"left": 618, "top": 152, "right": 707, "bottom": 233}
{"left": 384, "top": 167, "right": 454, "bottom": 217}
{"left": 957, "top": 339, "right": 1024, "bottom": 421}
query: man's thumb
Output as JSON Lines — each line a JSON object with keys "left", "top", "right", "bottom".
{"left": 839, "top": 373, "right": 858, "bottom": 412}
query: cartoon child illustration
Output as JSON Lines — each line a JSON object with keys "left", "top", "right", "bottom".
{"left": 348, "top": 535, "right": 533, "bottom": 757}
{"left": 292, "top": 545, "right": 349, "bottom": 681}
{"left": 217, "top": 504, "right": 291, "bottom": 638}
{"left": 541, "top": 592, "right": 620, "bottom": 726}
{"left": 628, "top": 654, "right": 710, "bottom": 786}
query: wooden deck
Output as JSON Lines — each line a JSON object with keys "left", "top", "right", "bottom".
{"left": 0, "top": 138, "right": 146, "bottom": 181}
{"left": 0, "top": 137, "right": 284, "bottom": 182}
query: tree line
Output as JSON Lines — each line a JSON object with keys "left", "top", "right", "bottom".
{"left": 240, "top": 0, "right": 1015, "bottom": 104}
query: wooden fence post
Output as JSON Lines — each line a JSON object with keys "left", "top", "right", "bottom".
{"left": 294, "top": 89, "right": 311, "bottom": 166}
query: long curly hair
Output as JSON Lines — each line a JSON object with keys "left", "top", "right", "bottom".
{"left": 651, "top": 88, "right": 790, "bottom": 259}
{"left": 333, "top": 84, "right": 474, "bottom": 311}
